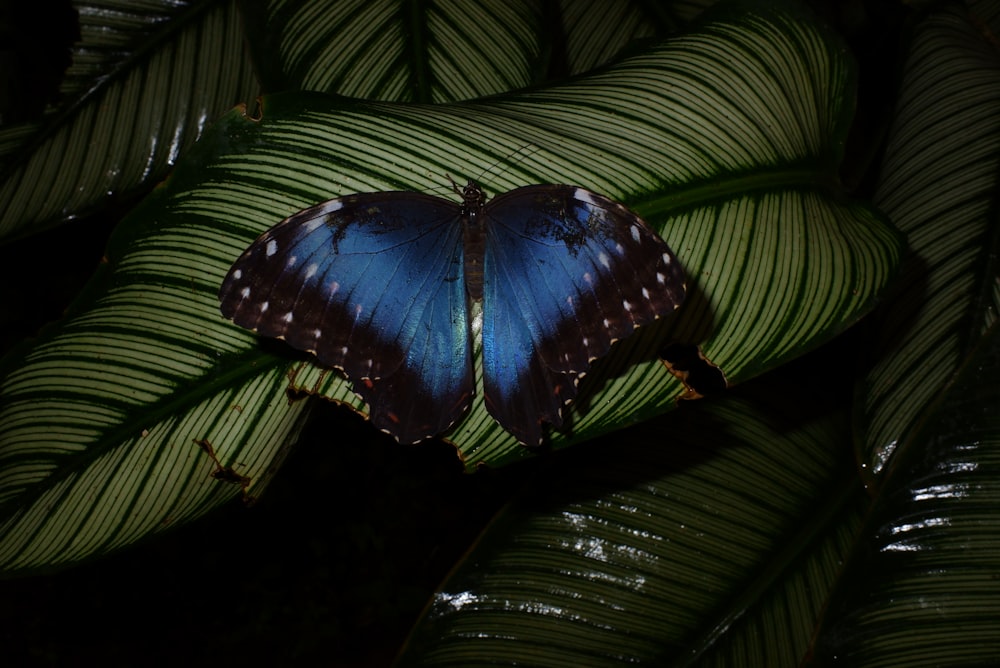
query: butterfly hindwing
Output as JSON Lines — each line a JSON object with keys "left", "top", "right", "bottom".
{"left": 219, "top": 192, "right": 474, "bottom": 443}
{"left": 221, "top": 181, "right": 685, "bottom": 447}
{"left": 481, "top": 185, "right": 686, "bottom": 445}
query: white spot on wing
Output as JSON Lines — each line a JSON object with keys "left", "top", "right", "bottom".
{"left": 313, "top": 328, "right": 322, "bottom": 339}
{"left": 305, "top": 263, "right": 319, "bottom": 279}
{"left": 583, "top": 272, "right": 593, "bottom": 284}
{"left": 573, "top": 188, "right": 599, "bottom": 206}
{"left": 286, "top": 255, "right": 299, "bottom": 268}
{"left": 233, "top": 269, "right": 243, "bottom": 280}
{"left": 598, "top": 252, "right": 611, "bottom": 269}
{"left": 282, "top": 311, "right": 293, "bottom": 323}
{"left": 239, "top": 286, "right": 250, "bottom": 299}
{"left": 656, "top": 272, "right": 667, "bottom": 284}
{"left": 642, "top": 287, "right": 650, "bottom": 299}
{"left": 630, "top": 225, "right": 641, "bottom": 242}
{"left": 614, "top": 242, "right": 625, "bottom": 255}
{"left": 260, "top": 301, "right": 269, "bottom": 313}
{"left": 623, "top": 300, "right": 634, "bottom": 312}
{"left": 266, "top": 239, "right": 278, "bottom": 257}
{"left": 662, "top": 253, "right": 671, "bottom": 265}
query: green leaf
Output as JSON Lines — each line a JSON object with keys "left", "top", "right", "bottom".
{"left": 0, "top": 363, "right": 310, "bottom": 572}
{"left": 811, "top": 319, "right": 1000, "bottom": 666}
{"left": 860, "top": 4, "right": 1000, "bottom": 476}
{"left": 397, "top": 375, "right": 864, "bottom": 666}
{"left": 245, "top": 0, "right": 713, "bottom": 98}
{"left": 803, "top": 6, "right": 1000, "bottom": 664}
{"left": 0, "top": 0, "right": 259, "bottom": 240}
{"left": 559, "top": 1, "right": 689, "bottom": 74}
{"left": 0, "top": 2, "right": 901, "bottom": 573}
{"left": 248, "top": 0, "right": 545, "bottom": 99}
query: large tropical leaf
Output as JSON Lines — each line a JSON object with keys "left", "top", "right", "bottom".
{"left": 859, "top": 2, "right": 1000, "bottom": 477}
{"left": 0, "top": 0, "right": 259, "bottom": 240}
{"left": 559, "top": 0, "right": 690, "bottom": 73}
{"left": 0, "top": 2, "right": 901, "bottom": 574}
{"left": 397, "top": 364, "right": 865, "bottom": 666}
{"left": 810, "top": 323, "right": 1000, "bottom": 665}
{"left": 246, "top": 0, "right": 544, "bottom": 99}
{"left": 803, "top": 5, "right": 1000, "bottom": 664}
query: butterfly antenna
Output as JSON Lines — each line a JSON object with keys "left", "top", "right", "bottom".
{"left": 438, "top": 144, "right": 542, "bottom": 197}
{"left": 445, "top": 173, "right": 461, "bottom": 194}
{"left": 475, "top": 143, "right": 542, "bottom": 186}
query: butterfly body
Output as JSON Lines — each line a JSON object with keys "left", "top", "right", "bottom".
{"left": 220, "top": 181, "right": 685, "bottom": 445}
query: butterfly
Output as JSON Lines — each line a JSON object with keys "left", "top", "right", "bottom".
{"left": 219, "top": 181, "right": 686, "bottom": 446}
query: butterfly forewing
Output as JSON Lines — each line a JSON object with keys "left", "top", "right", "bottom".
{"left": 480, "top": 185, "right": 686, "bottom": 444}
{"left": 220, "top": 181, "right": 685, "bottom": 447}
{"left": 219, "top": 192, "right": 474, "bottom": 443}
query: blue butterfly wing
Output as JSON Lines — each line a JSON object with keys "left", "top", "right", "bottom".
{"left": 219, "top": 192, "right": 473, "bottom": 443}
{"left": 482, "top": 185, "right": 686, "bottom": 445}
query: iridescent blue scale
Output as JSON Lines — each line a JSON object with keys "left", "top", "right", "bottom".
{"left": 219, "top": 181, "right": 685, "bottom": 445}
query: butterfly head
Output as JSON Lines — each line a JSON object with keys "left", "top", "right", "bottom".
{"left": 460, "top": 181, "right": 487, "bottom": 218}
